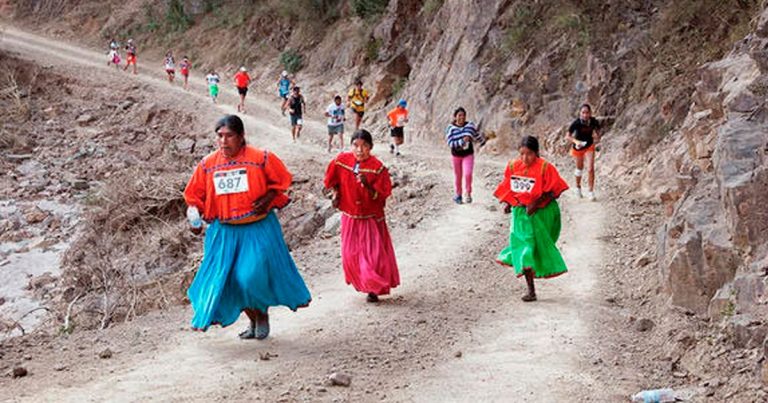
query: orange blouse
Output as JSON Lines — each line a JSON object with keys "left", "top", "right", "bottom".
{"left": 493, "top": 158, "right": 569, "bottom": 207}
{"left": 184, "top": 145, "right": 291, "bottom": 223}
{"left": 324, "top": 152, "right": 392, "bottom": 219}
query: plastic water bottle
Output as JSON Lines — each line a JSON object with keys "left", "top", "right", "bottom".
{"left": 631, "top": 388, "right": 675, "bottom": 403}
{"left": 186, "top": 206, "right": 202, "bottom": 229}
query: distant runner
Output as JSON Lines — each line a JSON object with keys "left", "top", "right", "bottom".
{"left": 277, "top": 70, "right": 292, "bottom": 101}
{"left": 566, "top": 104, "right": 601, "bottom": 201}
{"left": 494, "top": 135, "right": 569, "bottom": 302}
{"left": 206, "top": 70, "right": 220, "bottom": 104}
{"left": 325, "top": 95, "right": 346, "bottom": 153}
{"left": 347, "top": 79, "right": 369, "bottom": 130}
{"left": 107, "top": 40, "right": 120, "bottom": 69}
{"left": 387, "top": 99, "right": 409, "bottom": 156}
{"left": 179, "top": 56, "right": 191, "bottom": 90}
{"left": 282, "top": 86, "right": 306, "bottom": 142}
{"left": 163, "top": 51, "right": 175, "bottom": 83}
{"left": 445, "top": 107, "right": 486, "bottom": 204}
{"left": 234, "top": 67, "right": 251, "bottom": 113}
{"left": 123, "top": 39, "right": 137, "bottom": 75}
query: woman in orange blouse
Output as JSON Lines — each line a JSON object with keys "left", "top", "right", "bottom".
{"left": 324, "top": 130, "right": 400, "bottom": 302}
{"left": 494, "top": 136, "right": 569, "bottom": 301}
{"left": 184, "top": 115, "right": 311, "bottom": 339}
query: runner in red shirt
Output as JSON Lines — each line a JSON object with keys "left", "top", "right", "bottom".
{"left": 179, "top": 56, "right": 191, "bottom": 90}
{"left": 234, "top": 67, "right": 251, "bottom": 113}
{"left": 123, "top": 39, "right": 138, "bottom": 75}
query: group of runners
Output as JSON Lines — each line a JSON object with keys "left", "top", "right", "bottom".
{"left": 181, "top": 95, "right": 600, "bottom": 338}
{"left": 106, "top": 38, "right": 602, "bottom": 338}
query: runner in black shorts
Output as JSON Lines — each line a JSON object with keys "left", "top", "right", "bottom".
{"left": 282, "top": 86, "right": 306, "bottom": 142}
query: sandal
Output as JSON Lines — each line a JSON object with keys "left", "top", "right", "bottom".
{"left": 521, "top": 293, "right": 537, "bottom": 302}
{"left": 238, "top": 326, "right": 256, "bottom": 339}
{"left": 366, "top": 293, "right": 379, "bottom": 303}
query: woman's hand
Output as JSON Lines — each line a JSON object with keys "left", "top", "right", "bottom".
{"left": 252, "top": 190, "right": 277, "bottom": 216}
{"left": 503, "top": 203, "right": 512, "bottom": 214}
{"left": 331, "top": 190, "right": 340, "bottom": 208}
{"left": 190, "top": 226, "right": 203, "bottom": 235}
{"left": 526, "top": 204, "right": 538, "bottom": 216}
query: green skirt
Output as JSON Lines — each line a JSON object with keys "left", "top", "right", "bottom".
{"left": 496, "top": 201, "right": 568, "bottom": 279}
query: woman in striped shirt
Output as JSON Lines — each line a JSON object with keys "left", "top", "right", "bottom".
{"left": 445, "top": 107, "right": 486, "bottom": 204}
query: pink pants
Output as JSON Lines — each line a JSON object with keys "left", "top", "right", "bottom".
{"left": 452, "top": 154, "right": 474, "bottom": 196}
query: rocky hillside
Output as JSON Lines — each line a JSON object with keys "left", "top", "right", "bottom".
{"left": 3, "top": 0, "right": 768, "bottom": 393}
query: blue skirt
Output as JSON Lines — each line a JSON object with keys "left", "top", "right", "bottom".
{"left": 188, "top": 212, "right": 311, "bottom": 331}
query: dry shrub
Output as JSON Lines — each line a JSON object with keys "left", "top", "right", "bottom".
{"left": 0, "top": 62, "right": 35, "bottom": 153}
{"left": 60, "top": 166, "right": 200, "bottom": 330}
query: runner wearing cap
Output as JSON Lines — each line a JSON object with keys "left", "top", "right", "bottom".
{"left": 179, "top": 56, "right": 191, "bottom": 90}
{"left": 277, "top": 71, "right": 292, "bottom": 101}
{"left": 387, "top": 99, "right": 409, "bottom": 156}
{"left": 234, "top": 67, "right": 251, "bottom": 113}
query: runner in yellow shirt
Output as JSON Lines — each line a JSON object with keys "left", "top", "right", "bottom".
{"left": 347, "top": 79, "right": 369, "bottom": 130}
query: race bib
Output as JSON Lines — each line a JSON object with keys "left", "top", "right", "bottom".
{"left": 353, "top": 100, "right": 363, "bottom": 106}
{"left": 510, "top": 175, "right": 535, "bottom": 193}
{"left": 214, "top": 168, "right": 249, "bottom": 195}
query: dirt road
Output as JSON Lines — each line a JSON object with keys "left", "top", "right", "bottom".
{"left": 1, "top": 26, "right": 612, "bottom": 402}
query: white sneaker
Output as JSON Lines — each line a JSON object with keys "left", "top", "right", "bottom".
{"left": 587, "top": 191, "right": 596, "bottom": 201}
{"left": 576, "top": 188, "right": 583, "bottom": 199}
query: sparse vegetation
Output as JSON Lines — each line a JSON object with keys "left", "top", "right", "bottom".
{"left": 503, "top": 4, "right": 540, "bottom": 52}
{"left": 280, "top": 49, "right": 304, "bottom": 73}
{"left": 165, "top": 0, "right": 193, "bottom": 32}
{"left": 365, "top": 37, "right": 382, "bottom": 63}
{"left": 392, "top": 77, "right": 407, "bottom": 98}
{"left": 422, "top": 0, "right": 444, "bottom": 15}
{"left": 352, "top": 0, "right": 389, "bottom": 20}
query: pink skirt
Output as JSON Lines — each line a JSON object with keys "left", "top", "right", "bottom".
{"left": 340, "top": 214, "right": 400, "bottom": 295}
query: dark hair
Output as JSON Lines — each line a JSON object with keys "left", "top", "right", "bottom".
{"left": 215, "top": 115, "right": 245, "bottom": 137}
{"left": 334, "top": 95, "right": 342, "bottom": 101}
{"left": 519, "top": 135, "right": 540, "bottom": 155}
{"left": 580, "top": 103, "right": 592, "bottom": 112}
{"left": 351, "top": 129, "right": 374, "bottom": 148}
{"left": 293, "top": 86, "right": 300, "bottom": 91}
{"left": 452, "top": 107, "right": 467, "bottom": 125}
{"left": 355, "top": 79, "right": 363, "bottom": 86}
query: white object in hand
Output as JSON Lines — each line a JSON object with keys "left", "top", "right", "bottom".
{"left": 186, "top": 206, "right": 202, "bottom": 228}
{"left": 575, "top": 140, "right": 588, "bottom": 150}
{"left": 631, "top": 388, "right": 675, "bottom": 403}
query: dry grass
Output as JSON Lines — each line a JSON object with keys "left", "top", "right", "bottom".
{"left": 61, "top": 166, "right": 196, "bottom": 330}
{"left": 0, "top": 65, "right": 34, "bottom": 152}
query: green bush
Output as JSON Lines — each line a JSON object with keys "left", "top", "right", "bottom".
{"left": 280, "top": 49, "right": 303, "bottom": 74}
{"left": 365, "top": 37, "right": 382, "bottom": 63}
{"left": 392, "top": 77, "right": 407, "bottom": 98}
{"left": 166, "top": 0, "right": 193, "bottom": 32}
{"left": 422, "top": 0, "right": 443, "bottom": 15}
{"left": 352, "top": 0, "right": 389, "bottom": 20}
{"left": 503, "top": 5, "right": 539, "bottom": 51}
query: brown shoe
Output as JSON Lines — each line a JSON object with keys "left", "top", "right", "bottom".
{"left": 521, "top": 293, "right": 537, "bottom": 302}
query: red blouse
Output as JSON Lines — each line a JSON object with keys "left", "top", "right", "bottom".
{"left": 184, "top": 145, "right": 291, "bottom": 223}
{"left": 323, "top": 152, "right": 392, "bottom": 219}
{"left": 493, "top": 158, "right": 569, "bottom": 207}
